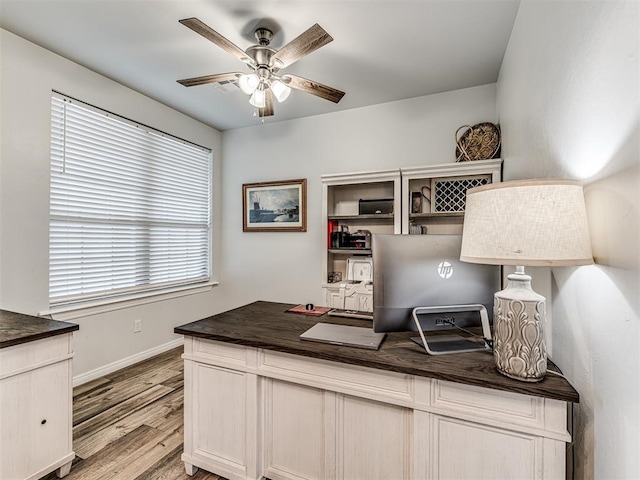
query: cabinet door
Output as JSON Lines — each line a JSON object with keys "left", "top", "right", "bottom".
{"left": 189, "top": 362, "right": 254, "bottom": 479}
{"left": 430, "top": 415, "right": 542, "bottom": 479}
{"left": 263, "top": 379, "right": 334, "bottom": 480}
{"left": 338, "top": 395, "right": 412, "bottom": 480}
{"left": 0, "top": 360, "right": 72, "bottom": 480}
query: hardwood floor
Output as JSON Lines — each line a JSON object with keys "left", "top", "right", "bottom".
{"left": 42, "top": 346, "right": 223, "bottom": 480}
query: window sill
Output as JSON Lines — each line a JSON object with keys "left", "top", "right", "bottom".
{"left": 39, "top": 281, "right": 219, "bottom": 321}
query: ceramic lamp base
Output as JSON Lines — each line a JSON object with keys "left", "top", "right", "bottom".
{"left": 492, "top": 268, "right": 547, "bottom": 382}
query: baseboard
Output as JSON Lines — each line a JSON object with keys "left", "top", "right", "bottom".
{"left": 73, "top": 337, "right": 184, "bottom": 387}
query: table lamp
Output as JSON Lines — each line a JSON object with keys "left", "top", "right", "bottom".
{"left": 460, "top": 179, "right": 593, "bottom": 382}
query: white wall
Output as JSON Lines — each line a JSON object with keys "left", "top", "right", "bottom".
{"left": 497, "top": 1, "right": 639, "bottom": 478}
{"left": 0, "top": 29, "right": 227, "bottom": 376}
{"left": 219, "top": 85, "right": 498, "bottom": 309}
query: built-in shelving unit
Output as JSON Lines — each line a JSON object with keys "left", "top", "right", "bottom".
{"left": 320, "top": 160, "right": 502, "bottom": 311}
{"left": 401, "top": 159, "right": 502, "bottom": 234}
{"left": 321, "top": 169, "right": 401, "bottom": 312}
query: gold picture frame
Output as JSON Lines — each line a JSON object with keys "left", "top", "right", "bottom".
{"left": 242, "top": 178, "right": 307, "bottom": 232}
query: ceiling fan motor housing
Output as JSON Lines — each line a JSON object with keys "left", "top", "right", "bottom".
{"left": 254, "top": 28, "right": 273, "bottom": 45}
{"left": 246, "top": 45, "right": 278, "bottom": 71}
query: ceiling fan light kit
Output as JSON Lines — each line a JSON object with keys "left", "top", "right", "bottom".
{"left": 177, "top": 18, "right": 345, "bottom": 118}
{"left": 270, "top": 80, "right": 291, "bottom": 103}
{"left": 249, "top": 84, "right": 267, "bottom": 108}
{"left": 238, "top": 73, "right": 260, "bottom": 95}
{"left": 238, "top": 73, "right": 291, "bottom": 104}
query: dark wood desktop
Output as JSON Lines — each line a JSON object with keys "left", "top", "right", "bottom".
{"left": 175, "top": 300, "right": 578, "bottom": 403}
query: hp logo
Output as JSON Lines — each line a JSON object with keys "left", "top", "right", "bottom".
{"left": 437, "top": 261, "right": 453, "bottom": 279}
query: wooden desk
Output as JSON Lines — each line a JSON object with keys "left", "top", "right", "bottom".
{"left": 0, "top": 310, "right": 78, "bottom": 480}
{"left": 176, "top": 301, "right": 577, "bottom": 480}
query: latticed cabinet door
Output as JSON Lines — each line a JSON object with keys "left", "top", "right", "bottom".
{"left": 430, "top": 175, "right": 492, "bottom": 213}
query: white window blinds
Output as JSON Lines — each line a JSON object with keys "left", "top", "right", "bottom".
{"left": 49, "top": 94, "right": 212, "bottom": 307}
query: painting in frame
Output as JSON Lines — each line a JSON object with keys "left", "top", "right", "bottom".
{"left": 243, "top": 178, "right": 307, "bottom": 232}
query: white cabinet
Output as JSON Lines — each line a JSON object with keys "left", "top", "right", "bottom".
{"left": 182, "top": 340, "right": 259, "bottom": 479}
{"left": 0, "top": 334, "right": 75, "bottom": 480}
{"left": 401, "top": 159, "right": 502, "bottom": 235}
{"left": 181, "top": 336, "right": 570, "bottom": 480}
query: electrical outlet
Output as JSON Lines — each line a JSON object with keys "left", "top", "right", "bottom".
{"left": 134, "top": 319, "right": 142, "bottom": 333}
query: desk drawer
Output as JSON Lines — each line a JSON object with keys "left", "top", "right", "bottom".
{"left": 259, "top": 350, "right": 414, "bottom": 404}
{"left": 190, "top": 337, "right": 251, "bottom": 369}
{"left": 0, "top": 334, "right": 72, "bottom": 379}
{"left": 434, "top": 380, "right": 539, "bottom": 418}
{"left": 431, "top": 379, "right": 570, "bottom": 442}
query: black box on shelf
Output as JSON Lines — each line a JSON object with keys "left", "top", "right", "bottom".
{"left": 358, "top": 198, "right": 393, "bottom": 215}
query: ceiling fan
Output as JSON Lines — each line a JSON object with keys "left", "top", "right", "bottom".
{"left": 177, "top": 18, "right": 345, "bottom": 118}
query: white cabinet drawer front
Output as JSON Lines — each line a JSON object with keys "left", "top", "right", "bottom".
{"left": 260, "top": 351, "right": 413, "bottom": 403}
{"left": 192, "top": 338, "right": 250, "bottom": 369}
{"left": 432, "top": 379, "right": 548, "bottom": 431}
{"left": 0, "top": 334, "right": 71, "bottom": 379}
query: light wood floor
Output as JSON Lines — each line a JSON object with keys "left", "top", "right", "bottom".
{"left": 42, "top": 346, "right": 223, "bottom": 480}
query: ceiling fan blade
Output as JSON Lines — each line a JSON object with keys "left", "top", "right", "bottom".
{"left": 177, "top": 72, "right": 242, "bottom": 87}
{"left": 259, "top": 90, "right": 275, "bottom": 117}
{"left": 271, "top": 24, "right": 332, "bottom": 68}
{"left": 179, "top": 18, "right": 250, "bottom": 63}
{"left": 283, "top": 74, "right": 345, "bottom": 103}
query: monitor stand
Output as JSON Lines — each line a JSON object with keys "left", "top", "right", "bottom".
{"left": 411, "top": 305, "right": 492, "bottom": 356}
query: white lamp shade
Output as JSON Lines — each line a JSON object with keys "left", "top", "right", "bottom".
{"left": 249, "top": 86, "right": 266, "bottom": 108}
{"left": 460, "top": 179, "right": 593, "bottom": 266}
{"left": 238, "top": 73, "right": 260, "bottom": 95}
{"left": 271, "top": 80, "right": 291, "bottom": 103}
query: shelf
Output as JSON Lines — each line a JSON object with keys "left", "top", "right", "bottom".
{"left": 409, "top": 212, "right": 465, "bottom": 219}
{"left": 328, "top": 214, "right": 394, "bottom": 222}
{"left": 328, "top": 248, "right": 372, "bottom": 255}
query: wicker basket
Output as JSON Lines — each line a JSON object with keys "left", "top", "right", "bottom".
{"left": 455, "top": 122, "right": 501, "bottom": 162}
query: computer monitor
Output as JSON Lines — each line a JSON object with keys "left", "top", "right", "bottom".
{"left": 372, "top": 234, "right": 501, "bottom": 333}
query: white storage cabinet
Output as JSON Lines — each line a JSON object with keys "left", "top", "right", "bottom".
{"left": 0, "top": 333, "right": 75, "bottom": 480}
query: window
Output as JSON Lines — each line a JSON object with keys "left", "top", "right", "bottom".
{"left": 49, "top": 93, "right": 212, "bottom": 307}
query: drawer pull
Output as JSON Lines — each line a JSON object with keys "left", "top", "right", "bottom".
{"left": 41, "top": 419, "right": 47, "bottom": 425}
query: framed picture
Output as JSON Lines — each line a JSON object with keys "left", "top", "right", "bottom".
{"left": 243, "top": 178, "right": 307, "bottom": 232}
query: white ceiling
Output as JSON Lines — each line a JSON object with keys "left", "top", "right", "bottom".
{"left": 0, "top": 0, "right": 520, "bottom": 131}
